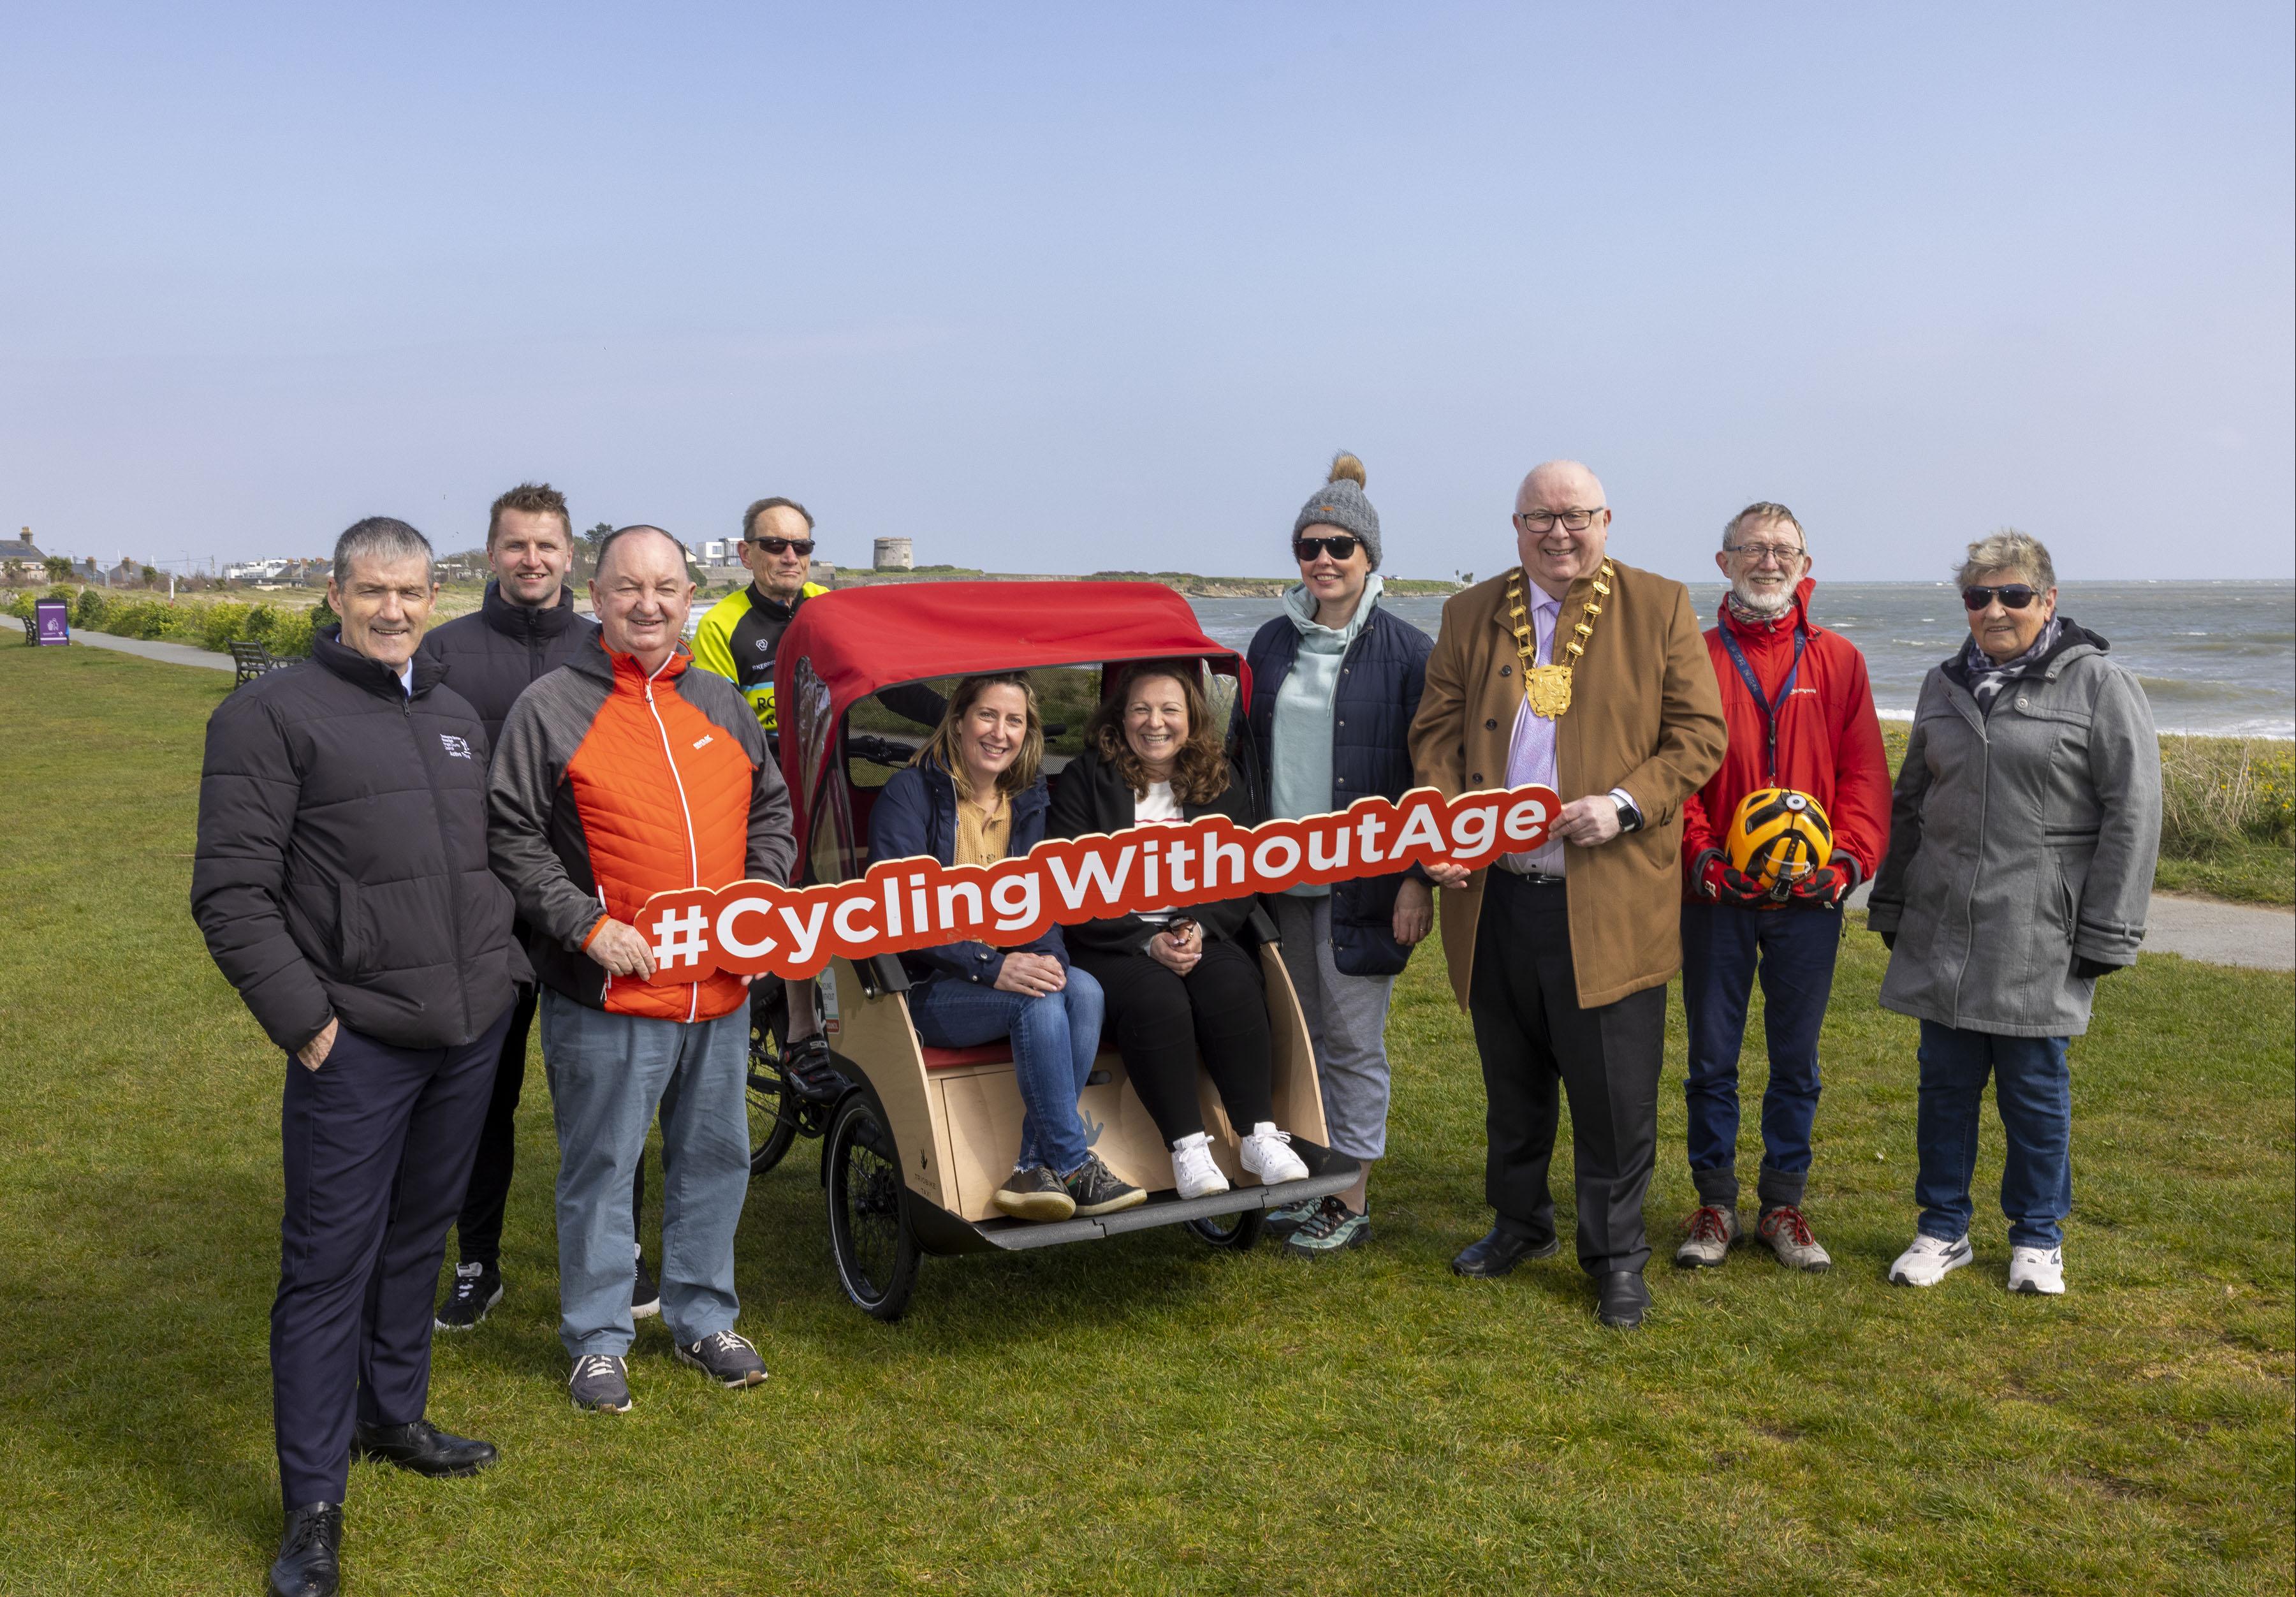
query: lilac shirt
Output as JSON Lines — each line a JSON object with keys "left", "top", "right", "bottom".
{"left": 1503, "top": 589, "right": 1568, "bottom": 875}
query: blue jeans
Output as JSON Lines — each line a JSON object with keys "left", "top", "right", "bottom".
{"left": 539, "top": 992, "right": 750, "bottom": 1356}
{"left": 907, "top": 966, "right": 1104, "bottom": 1176}
{"left": 1681, "top": 902, "right": 1841, "bottom": 1212}
{"left": 1914, "top": 1020, "right": 2073, "bottom": 1249}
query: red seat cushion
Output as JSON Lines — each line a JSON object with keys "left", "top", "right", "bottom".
{"left": 921, "top": 1041, "right": 1013, "bottom": 1071}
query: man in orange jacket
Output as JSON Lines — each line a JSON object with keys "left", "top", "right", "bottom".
{"left": 490, "top": 526, "right": 795, "bottom": 1413}
{"left": 1674, "top": 502, "right": 1890, "bottom": 1274}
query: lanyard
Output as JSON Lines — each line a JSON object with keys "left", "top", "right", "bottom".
{"left": 1718, "top": 621, "right": 1806, "bottom": 784}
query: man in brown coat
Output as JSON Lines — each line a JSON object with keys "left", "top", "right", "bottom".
{"left": 1412, "top": 460, "right": 1725, "bottom": 1327}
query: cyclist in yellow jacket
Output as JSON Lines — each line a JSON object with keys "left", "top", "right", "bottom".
{"left": 692, "top": 496, "right": 944, "bottom": 733}
{"left": 689, "top": 496, "right": 941, "bottom": 1099}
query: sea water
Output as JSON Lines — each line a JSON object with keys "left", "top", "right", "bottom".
{"left": 1186, "top": 580, "right": 2296, "bottom": 739}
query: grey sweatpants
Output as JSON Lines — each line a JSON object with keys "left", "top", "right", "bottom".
{"left": 540, "top": 990, "right": 750, "bottom": 1357}
{"left": 1271, "top": 894, "right": 1397, "bottom": 1162}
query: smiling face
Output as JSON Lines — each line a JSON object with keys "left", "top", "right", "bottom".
{"left": 489, "top": 506, "right": 573, "bottom": 607}
{"left": 327, "top": 552, "right": 437, "bottom": 668}
{"left": 1122, "top": 674, "right": 1190, "bottom": 776}
{"left": 956, "top": 682, "right": 1032, "bottom": 793}
{"left": 1296, "top": 522, "right": 1371, "bottom": 619}
{"left": 742, "top": 503, "right": 814, "bottom": 602}
{"left": 1966, "top": 565, "right": 2058, "bottom": 663}
{"left": 1716, "top": 513, "right": 1809, "bottom": 618}
{"left": 1513, "top": 461, "right": 1612, "bottom": 600}
{"left": 590, "top": 529, "right": 694, "bottom": 670}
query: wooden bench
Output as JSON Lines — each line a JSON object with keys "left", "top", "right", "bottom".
{"left": 229, "top": 640, "right": 292, "bottom": 686}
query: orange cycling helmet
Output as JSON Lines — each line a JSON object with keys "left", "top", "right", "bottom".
{"left": 1723, "top": 787, "right": 1834, "bottom": 897}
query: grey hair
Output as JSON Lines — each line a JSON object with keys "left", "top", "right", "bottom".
{"left": 1722, "top": 501, "right": 1805, "bottom": 551}
{"left": 1956, "top": 528, "right": 2056, "bottom": 591}
{"left": 332, "top": 517, "right": 434, "bottom": 587}
{"left": 594, "top": 523, "right": 691, "bottom": 580}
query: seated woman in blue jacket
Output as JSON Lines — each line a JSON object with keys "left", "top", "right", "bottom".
{"left": 868, "top": 673, "right": 1144, "bottom": 1223}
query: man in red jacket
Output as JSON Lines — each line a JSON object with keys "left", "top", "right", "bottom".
{"left": 1674, "top": 503, "right": 1890, "bottom": 1274}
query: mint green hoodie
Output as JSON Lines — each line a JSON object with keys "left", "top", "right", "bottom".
{"left": 1269, "top": 577, "right": 1382, "bottom": 897}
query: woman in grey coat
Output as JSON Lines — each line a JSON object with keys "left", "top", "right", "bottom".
{"left": 1866, "top": 531, "right": 2160, "bottom": 1297}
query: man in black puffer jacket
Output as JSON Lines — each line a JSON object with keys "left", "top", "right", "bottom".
{"left": 414, "top": 482, "right": 649, "bottom": 1336}
{"left": 194, "top": 517, "right": 520, "bottom": 1597}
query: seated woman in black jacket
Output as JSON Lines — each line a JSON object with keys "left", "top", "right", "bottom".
{"left": 870, "top": 674, "right": 1144, "bottom": 1223}
{"left": 1047, "top": 660, "right": 1312, "bottom": 1199}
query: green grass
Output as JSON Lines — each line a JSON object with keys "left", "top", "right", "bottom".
{"left": 2, "top": 635, "right": 2291, "bottom": 1595}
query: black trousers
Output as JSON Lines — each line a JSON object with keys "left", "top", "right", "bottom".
{"left": 454, "top": 983, "right": 645, "bottom": 1267}
{"left": 1074, "top": 938, "right": 1275, "bottom": 1145}
{"left": 274, "top": 1007, "right": 511, "bottom": 1509}
{"left": 1468, "top": 872, "right": 1667, "bottom": 1276}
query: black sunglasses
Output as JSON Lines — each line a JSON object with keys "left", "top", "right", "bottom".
{"left": 747, "top": 537, "right": 815, "bottom": 557}
{"left": 1294, "top": 535, "right": 1362, "bottom": 562}
{"left": 1962, "top": 584, "right": 2040, "bottom": 611}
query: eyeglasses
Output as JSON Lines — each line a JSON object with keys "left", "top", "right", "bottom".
{"left": 746, "top": 538, "right": 815, "bottom": 557}
{"left": 1516, "top": 508, "right": 1605, "bottom": 532}
{"left": 1294, "top": 535, "right": 1362, "bottom": 562}
{"left": 1963, "top": 584, "right": 2041, "bottom": 611}
{"left": 1723, "top": 541, "right": 1805, "bottom": 564}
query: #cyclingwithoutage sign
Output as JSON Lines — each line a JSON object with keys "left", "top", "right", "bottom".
{"left": 633, "top": 783, "right": 1561, "bottom": 982}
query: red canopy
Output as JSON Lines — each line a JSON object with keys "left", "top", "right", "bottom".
{"left": 773, "top": 580, "right": 1247, "bottom": 863}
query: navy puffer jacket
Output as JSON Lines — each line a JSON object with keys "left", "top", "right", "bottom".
{"left": 868, "top": 758, "right": 1066, "bottom": 987}
{"left": 1239, "top": 601, "right": 1433, "bottom": 975}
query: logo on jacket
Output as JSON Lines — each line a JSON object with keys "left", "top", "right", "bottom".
{"left": 439, "top": 734, "right": 474, "bottom": 760}
{"left": 693, "top": 734, "right": 715, "bottom": 751}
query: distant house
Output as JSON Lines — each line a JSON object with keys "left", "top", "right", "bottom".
{"left": 0, "top": 529, "right": 45, "bottom": 582}
{"left": 108, "top": 557, "right": 145, "bottom": 587}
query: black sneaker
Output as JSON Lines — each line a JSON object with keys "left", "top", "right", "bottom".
{"left": 435, "top": 1262, "right": 502, "bottom": 1332}
{"left": 631, "top": 1251, "right": 660, "bottom": 1320}
{"left": 782, "top": 1034, "right": 847, "bottom": 1103}
{"left": 675, "top": 1329, "right": 768, "bottom": 1388}
{"left": 1063, "top": 1152, "right": 1146, "bottom": 1218}
{"left": 993, "top": 1164, "right": 1076, "bottom": 1222}
{"left": 568, "top": 1353, "right": 632, "bottom": 1414}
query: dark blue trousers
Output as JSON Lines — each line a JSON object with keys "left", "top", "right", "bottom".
{"left": 1680, "top": 902, "right": 1842, "bottom": 1213}
{"left": 274, "top": 1008, "right": 509, "bottom": 1508}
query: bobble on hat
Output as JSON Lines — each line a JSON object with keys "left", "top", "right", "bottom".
{"left": 1292, "top": 451, "right": 1383, "bottom": 570}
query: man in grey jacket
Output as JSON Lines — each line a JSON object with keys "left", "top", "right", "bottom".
{"left": 1866, "top": 529, "right": 2160, "bottom": 1297}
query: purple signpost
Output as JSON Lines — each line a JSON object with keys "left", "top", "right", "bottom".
{"left": 34, "top": 599, "right": 71, "bottom": 646}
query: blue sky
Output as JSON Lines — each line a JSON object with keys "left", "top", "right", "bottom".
{"left": 3, "top": 3, "right": 2290, "bottom": 580}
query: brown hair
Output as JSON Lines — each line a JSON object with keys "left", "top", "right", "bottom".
{"left": 742, "top": 496, "right": 815, "bottom": 540}
{"left": 1084, "top": 659, "right": 1229, "bottom": 806}
{"left": 486, "top": 482, "right": 572, "bottom": 548}
{"left": 915, "top": 673, "right": 1045, "bottom": 799}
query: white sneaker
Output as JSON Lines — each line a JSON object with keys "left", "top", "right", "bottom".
{"left": 2008, "top": 1245, "right": 2066, "bottom": 1295}
{"left": 1238, "top": 1122, "right": 1310, "bottom": 1186}
{"left": 1169, "top": 1133, "right": 1230, "bottom": 1200}
{"left": 1889, "top": 1232, "right": 1973, "bottom": 1287}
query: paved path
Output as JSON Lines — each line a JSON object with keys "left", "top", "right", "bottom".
{"left": 1848, "top": 880, "right": 2293, "bottom": 972}
{"left": 54, "top": 628, "right": 236, "bottom": 673}
{"left": 33, "top": 629, "right": 2296, "bottom": 972}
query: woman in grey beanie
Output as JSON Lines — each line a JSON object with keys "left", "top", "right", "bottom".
{"left": 1234, "top": 453, "right": 1435, "bottom": 1258}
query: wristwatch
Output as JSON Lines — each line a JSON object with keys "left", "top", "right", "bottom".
{"left": 1608, "top": 788, "right": 1644, "bottom": 833}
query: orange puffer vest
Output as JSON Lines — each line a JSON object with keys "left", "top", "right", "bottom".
{"left": 567, "top": 647, "right": 757, "bottom": 1022}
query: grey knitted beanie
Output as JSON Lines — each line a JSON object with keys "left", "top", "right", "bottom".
{"left": 1292, "top": 452, "right": 1382, "bottom": 570}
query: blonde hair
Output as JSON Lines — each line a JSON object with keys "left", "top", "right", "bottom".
{"left": 914, "top": 673, "right": 1044, "bottom": 798}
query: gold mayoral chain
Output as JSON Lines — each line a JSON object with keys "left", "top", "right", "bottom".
{"left": 1507, "top": 561, "right": 1615, "bottom": 719}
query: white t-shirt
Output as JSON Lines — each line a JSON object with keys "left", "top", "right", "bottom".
{"left": 1134, "top": 781, "right": 1185, "bottom": 924}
